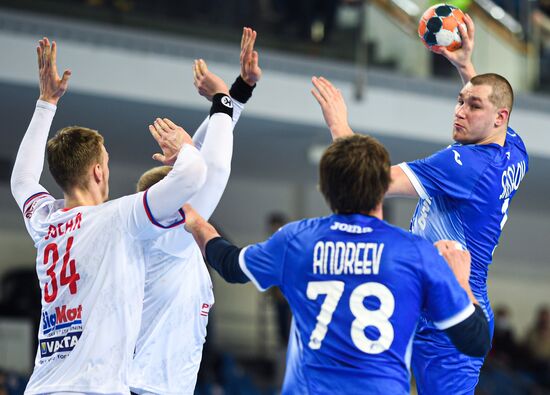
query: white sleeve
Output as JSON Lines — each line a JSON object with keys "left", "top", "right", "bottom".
{"left": 144, "top": 144, "right": 207, "bottom": 223}
{"left": 123, "top": 143, "right": 208, "bottom": 239}
{"left": 11, "top": 100, "right": 56, "bottom": 211}
{"left": 156, "top": 111, "right": 236, "bottom": 254}
{"left": 192, "top": 98, "right": 244, "bottom": 150}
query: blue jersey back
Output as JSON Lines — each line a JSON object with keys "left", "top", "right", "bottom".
{"left": 400, "top": 128, "right": 528, "bottom": 313}
{"left": 241, "top": 214, "right": 473, "bottom": 394}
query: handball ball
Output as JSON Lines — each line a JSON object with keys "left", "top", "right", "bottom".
{"left": 418, "top": 4, "right": 466, "bottom": 51}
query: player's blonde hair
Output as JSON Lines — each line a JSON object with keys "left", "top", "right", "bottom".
{"left": 470, "top": 73, "right": 514, "bottom": 116}
{"left": 46, "top": 126, "right": 104, "bottom": 192}
{"left": 136, "top": 166, "right": 172, "bottom": 192}
{"left": 320, "top": 134, "right": 390, "bottom": 214}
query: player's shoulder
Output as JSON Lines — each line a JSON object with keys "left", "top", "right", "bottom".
{"left": 394, "top": 222, "right": 434, "bottom": 247}
{"left": 419, "top": 144, "right": 491, "bottom": 174}
{"left": 506, "top": 126, "right": 529, "bottom": 159}
{"left": 23, "top": 192, "right": 57, "bottom": 221}
{"left": 277, "top": 216, "right": 328, "bottom": 239}
{"left": 446, "top": 142, "right": 494, "bottom": 166}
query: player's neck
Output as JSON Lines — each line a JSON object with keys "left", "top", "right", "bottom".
{"left": 64, "top": 187, "right": 104, "bottom": 209}
{"left": 365, "top": 204, "right": 383, "bottom": 221}
{"left": 476, "top": 128, "right": 507, "bottom": 146}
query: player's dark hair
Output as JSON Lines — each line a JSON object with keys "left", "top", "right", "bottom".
{"left": 136, "top": 166, "right": 172, "bottom": 192}
{"left": 470, "top": 73, "right": 514, "bottom": 116}
{"left": 319, "top": 134, "right": 390, "bottom": 214}
{"left": 47, "top": 126, "right": 104, "bottom": 192}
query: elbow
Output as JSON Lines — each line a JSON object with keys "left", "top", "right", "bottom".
{"left": 207, "top": 161, "right": 231, "bottom": 184}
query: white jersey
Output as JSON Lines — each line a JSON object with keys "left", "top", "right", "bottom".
{"left": 129, "top": 99, "right": 242, "bottom": 395}
{"left": 129, "top": 239, "right": 214, "bottom": 395}
{"left": 11, "top": 101, "right": 215, "bottom": 395}
{"left": 22, "top": 193, "right": 170, "bottom": 395}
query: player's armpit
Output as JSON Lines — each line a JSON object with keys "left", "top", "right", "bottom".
{"left": 205, "top": 237, "right": 249, "bottom": 284}
{"left": 386, "top": 165, "right": 419, "bottom": 198}
{"left": 444, "top": 304, "right": 490, "bottom": 357}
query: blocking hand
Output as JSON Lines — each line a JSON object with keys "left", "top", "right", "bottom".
{"left": 193, "top": 59, "right": 229, "bottom": 101}
{"left": 149, "top": 118, "right": 193, "bottom": 166}
{"left": 37, "top": 37, "right": 71, "bottom": 105}
{"left": 311, "top": 76, "right": 353, "bottom": 139}
{"left": 240, "top": 27, "right": 261, "bottom": 86}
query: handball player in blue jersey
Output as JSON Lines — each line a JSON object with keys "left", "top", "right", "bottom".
{"left": 311, "top": 15, "right": 528, "bottom": 394}
{"left": 182, "top": 134, "right": 490, "bottom": 394}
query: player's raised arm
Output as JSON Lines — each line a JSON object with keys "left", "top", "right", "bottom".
{"left": 192, "top": 27, "right": 259, "bottom": 149}
{"left": 311, "top": 76, "right": 354, "bottom": 140}
{"left": 11, "top": 38, "right": 72, "bottom": 210}
{"left": 141, "top": 121, "right": 207, "bottom": 225}
{"left": 430, "top": 13, "right": 477, "bottom": 84}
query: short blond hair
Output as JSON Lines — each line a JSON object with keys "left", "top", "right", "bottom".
{"left": 46, "top": 126, "right": 104, "bottom": 192}
{"left": 136, "top": 166, "right": 172, "bottom": 192}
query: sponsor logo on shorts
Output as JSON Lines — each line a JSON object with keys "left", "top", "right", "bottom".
{"left": 42, "top": 304, "right": 83, "bottom": 335}
{"left": 40, "top": 331, "right": 82, "bottom": 358}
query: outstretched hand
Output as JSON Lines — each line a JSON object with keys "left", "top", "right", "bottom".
{"left": 37, "top": 37, "right": 71, "bottom": 105}
{"left": 311, "top": 76, "right": 353, "bottom": 140}
{"left": 430, "top": 13, "right": 476, "bottom": 82}
{"left": 193, "top": 59, "right": 229, "bottom": 101}
{"left": 240, "top": 27, "right": 261, "bottom": 86}
{"left": 149, "top": 118, "right": 193, "bottom": 166}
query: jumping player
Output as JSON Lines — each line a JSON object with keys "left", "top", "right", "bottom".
{"left": 181, "top": 134, "right": 490, "bottom": 394}
{"left": 310, "top": 15, "right": 528, "bottom": 394}
{"left": 11, "top": 38, "right": 232, "bottom": 394}
{"left": 129, "top": 28, "right": 261, "bottom": 395}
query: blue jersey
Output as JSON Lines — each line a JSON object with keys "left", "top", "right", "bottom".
{"left": 240, "top": 214, "right": 473, "bottom": 394}
{"left": 400, "top": 128, "right": 528, "bottom": 318}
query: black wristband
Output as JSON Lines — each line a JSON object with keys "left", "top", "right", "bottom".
{"left": 229, "top": 76, "right": 255, "bottom": 104}
{"left": 210, "top": 93, "right": 234, "bottom": 117}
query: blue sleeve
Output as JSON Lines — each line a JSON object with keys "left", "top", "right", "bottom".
{"left": 239, "top": 224, "right": 292, "bottom": 291}
{"left": 401, "top": 146, "right": 485, "bottom": 200}
{"left": 419, "top": 241, "right": 474, "bottom": 329}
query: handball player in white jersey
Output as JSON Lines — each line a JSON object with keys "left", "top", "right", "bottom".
{"left": 128, "top": 28, "right": 261, "bottom": 395}
{"left": 10, "top": 38, "right": 233, "bottom": 394}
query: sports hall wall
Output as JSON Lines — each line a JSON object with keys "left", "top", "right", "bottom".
{"left": 0, "top": 9, "right": 549, "bottom": 355}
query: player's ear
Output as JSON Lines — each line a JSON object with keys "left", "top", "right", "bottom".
{"left": 92, "top": 163, "right": 103, "bottom": 183}
{"left": 494, "top": 108, "right": 509, "bottom": 128}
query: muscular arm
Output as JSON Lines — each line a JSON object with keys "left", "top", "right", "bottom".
{"left": 386, "top": 165, "right": 418, "bottom": 198}
{"left": 11, "top": 101, "right": 56, "bottom": 210}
